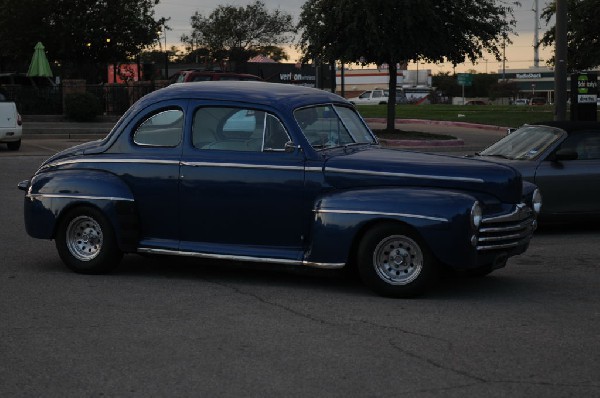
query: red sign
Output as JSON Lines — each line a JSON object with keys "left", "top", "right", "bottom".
{"left": 108, "top": 63, "right": 141, "bottom": 84}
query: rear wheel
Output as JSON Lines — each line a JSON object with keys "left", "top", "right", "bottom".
{"left": 357, "top": 223, "right": 437, "bottom": 298}
{"left": 7, "top": 140, "right": 21, "bottom": 151}
{"left": 55, "top": 206, "right": 122, "bottom": 274}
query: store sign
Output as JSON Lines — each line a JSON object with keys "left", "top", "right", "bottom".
{"left": 575, "top": 73, "right": 598, "bottom": 103}
{"left": 516, "top": 73, "right": 542, "bottom": 79}
{"left": 570, "top": 72, "right": 598, "bottom": 121}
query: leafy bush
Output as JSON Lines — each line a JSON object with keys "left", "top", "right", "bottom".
{"left": 64, "top": 92, "right": 102, "bottom": 122}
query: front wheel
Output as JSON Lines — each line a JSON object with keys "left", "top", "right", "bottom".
{"left": 357, "top": 223, "right": 437, "bottom": 298}
{"left": 55, "top": 206, "right": 122, "bottom": 274}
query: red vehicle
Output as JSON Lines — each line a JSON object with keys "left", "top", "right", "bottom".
{"left": 169, "top": 70, "right": 262, "bottom": 84}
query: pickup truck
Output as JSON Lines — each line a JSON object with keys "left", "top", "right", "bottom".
{"left": 348, "top": 89, "right": 389, "bottom": 105}
{"left": 0, "top": 92, "right": 22, "bottom": 150}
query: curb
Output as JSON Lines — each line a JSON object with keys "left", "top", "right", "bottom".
{"left": 364, "top": 118, "right": 510, "bottom": 131}
{"left": 364, "top": 118, "right": 507, "bottom": 147}
{"left": 378, "top": 138, "right": 465, "bottom": 147}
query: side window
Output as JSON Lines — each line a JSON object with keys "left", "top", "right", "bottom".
{"left": 133, "top": 109, "right": 183, "bottom": 147}
{"left": 372, "top": 91, "right": 382, "bottom": 98}
{"left": 193, "top": 107, "right": 290, "bottom": 152}
{"left": 558, "top": 132, "right": 600, "bottom": 160}
{"left": 264, "top": 114, "right": 291, "bottom": 151}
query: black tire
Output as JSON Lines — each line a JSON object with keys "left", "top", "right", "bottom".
{"left": 55, "top": 206, "right": 123, "bottom": 274}
{"left": 7, "top": 140, "right": 21, "bottom": 151}
{"left": 357, "top": 223, "right": 438, "bottom": 298}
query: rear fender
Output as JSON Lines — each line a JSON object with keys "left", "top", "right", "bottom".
{"left": 305, "top": 187, "right": 479, "bottom": 266}
{"left": 23, "top": 169, "right": 138, "bottom": 251}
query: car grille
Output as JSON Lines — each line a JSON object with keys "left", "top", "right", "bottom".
{"left": 477, "top": 203, "right": 536, "bottom": 251}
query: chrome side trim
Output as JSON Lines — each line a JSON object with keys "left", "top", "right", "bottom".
{"left": 44, "top": 158, "right": 180, "bottom": 169}
{"left": 325, "top": 167, "right": 484, "bottom": 183}
{"left": 27, "top": 193, "right": 134, "bottom": 202}
{"left": 137, "top": 247, "right": 345, "bottom": 269}
{"left": 316, "top": 209, "right": 448, "bottom": 223}
{"left": 181, "top": 161, "right": 304, "bottom": 171}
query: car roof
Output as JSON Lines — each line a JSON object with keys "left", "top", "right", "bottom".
{"left": 533, "top": 121, "right": 600, "bottom": 134}
{"left": 138, "top": 81, "right": 348, "bottom": 110}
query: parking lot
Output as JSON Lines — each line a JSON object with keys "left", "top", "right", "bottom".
{"left": 1, "top": 138, "right": 599, "bottom": 396}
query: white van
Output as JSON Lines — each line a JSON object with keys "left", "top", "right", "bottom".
{"left": 0, "top": 92, "right": 22, "bottom": 150}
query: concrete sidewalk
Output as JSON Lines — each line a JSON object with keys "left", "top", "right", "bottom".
{"left": 22, "top": 115, "right": 118, "bottom": 139}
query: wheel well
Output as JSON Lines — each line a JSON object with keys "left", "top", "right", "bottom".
{"left": 53, "top": 202, "right": 139, "bottom": 252}
{"left": 347, "top": 219, "right": 418, "bottom": 269}
{"left": 53, "top": 203, "right": 101, "bottom": 238}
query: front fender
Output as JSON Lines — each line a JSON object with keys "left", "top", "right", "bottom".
{"left": 305, "top": 187, "right": 479, "bottom": 267}
{"left": 23, "top": 169, "right": 138, "bottom": 251}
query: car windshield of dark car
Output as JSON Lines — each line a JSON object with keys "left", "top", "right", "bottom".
{"left": 294, "top": 105, "right": 376, "bottom": 150}
{"left": 479, "top": 126, "right": 563, "bottom": 160}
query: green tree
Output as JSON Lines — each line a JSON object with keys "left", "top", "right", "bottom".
{"left": 0, "top": 0, "right": 166, "bottom": 80}
{"left": 298, "top": 0, "right": 516, "bottom": 131}
{"left": 540, "top": 0, "right": 600, "bottom": 71}
{"left": 182, "top": 1, "right": 295, "bottom": 69}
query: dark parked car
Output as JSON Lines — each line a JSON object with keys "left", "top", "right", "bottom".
{"left": 475, "top": 121, "right": 600, "bottom": 221}
{"left": 530, "top": 97, "right": 547, "bottom": 106}
{"left": 18, "top": 82, "right": 540, "bottom": 297}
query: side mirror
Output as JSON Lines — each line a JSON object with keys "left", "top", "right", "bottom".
{"left": 552, "top": 148, "right": 578, "bottom": 161}
{"left": 506, "top": 128, "right": 517, "bottom": 135}
{"left": 284, "top": 141, "right": 298, "bottom": 153}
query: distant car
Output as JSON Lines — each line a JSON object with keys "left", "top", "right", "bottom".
{"left": 530, "top": 98, "right": 547, "bottom": 106}
{"left": 465, "top": 100, "right": 487, "bottom": 105}
{"left": 0, "top": 91, "right": 22, "bottom": 150}
{"left": 348, "top": 89, "right": 389, "bottom": 105}
{"left": 169, "top": 70, "right": 262, "bottom": 84}
{"left": 18, "top": 82, "right": 539, "bottom": 297}
{"left": 474, "top": 121, "right": 600, "bottom": 221}
{"left": 513, "top": 99, "right": 529, "bottom": 106}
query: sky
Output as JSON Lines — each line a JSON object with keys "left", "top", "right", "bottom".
{"left": 153, "top": 0, "right": 555, "bottom": 74}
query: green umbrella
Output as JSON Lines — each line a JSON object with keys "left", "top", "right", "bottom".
{"left": 27, "top": 42, "right": 53, "bottom": 77}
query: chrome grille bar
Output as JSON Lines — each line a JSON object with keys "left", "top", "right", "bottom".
{"left": 477, "top": 203, "right": 536, "bottom": 251}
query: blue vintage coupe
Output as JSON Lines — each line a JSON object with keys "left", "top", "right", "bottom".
{"left": 18, "top": 82, "right": 541, "bottom": 297}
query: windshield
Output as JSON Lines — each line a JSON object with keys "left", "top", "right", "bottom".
{"left": 294, "top": 105, "right": 376, "bottom": 150}
{"left": 479, "top": 126, "right": 564, "bottom": 160}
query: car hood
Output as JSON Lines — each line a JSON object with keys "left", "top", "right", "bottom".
{"left": 471, "top": 155, "right": 538, "bottom": 180}
{"left": 323, "top": 148, "right": 523, "bottom": 203}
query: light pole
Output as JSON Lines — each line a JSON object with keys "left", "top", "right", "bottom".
{"left": 162, "top": 23, "right": 169, "bottom": 79}
{"left": 554, "top": 0, "right": 568, "bottom": 120}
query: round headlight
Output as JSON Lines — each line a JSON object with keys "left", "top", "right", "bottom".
{"left": 470, "top": 202, "right": 483, "bottom": 230}
{"left": 532, "top": 189, "right": 542, "bottom": 215}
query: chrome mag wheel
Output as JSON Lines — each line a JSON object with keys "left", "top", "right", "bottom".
{"left": 372, "top": 235, "right": 423, "bottom": 285}
{"left": 65, "top": 215, "right": 104, "bottom": 262}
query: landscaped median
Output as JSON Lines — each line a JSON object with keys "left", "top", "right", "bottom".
{"left": 365, "top": 118, "right": 510, "bottom": 147}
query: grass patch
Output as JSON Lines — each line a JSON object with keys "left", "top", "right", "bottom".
{"left": 356, "top": 104, "right": 575, "bottom": 128}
